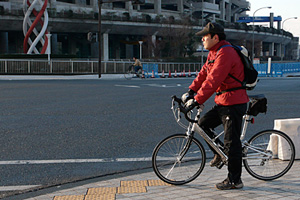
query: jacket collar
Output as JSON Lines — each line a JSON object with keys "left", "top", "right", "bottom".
{"left": 210, "top": 40, "right": 230, "bottom": 52}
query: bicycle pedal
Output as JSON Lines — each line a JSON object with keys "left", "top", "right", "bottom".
{"left": 216, "top": 162, "right": 224, "bottom": 169}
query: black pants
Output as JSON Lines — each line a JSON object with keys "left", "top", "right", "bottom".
{"left": 199, "top": 103, "right": 247, "bottom": 183}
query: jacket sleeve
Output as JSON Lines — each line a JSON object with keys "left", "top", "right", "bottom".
{"left": 189, "top": 63, "right": 208, "bottom": 93}
{"left": 193, "top": 48, "right": 235, "bottom": 105}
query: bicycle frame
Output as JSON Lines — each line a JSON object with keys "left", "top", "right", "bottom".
{"left": 152, "top": 95, "right": 294, "bottom": 184}
{"left": 171, "top": 96, "right": 271, "bottom": 166}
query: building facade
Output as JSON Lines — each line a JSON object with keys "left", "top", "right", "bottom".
{"left": 0, "top": 0, "right": 298, "bottom": 61}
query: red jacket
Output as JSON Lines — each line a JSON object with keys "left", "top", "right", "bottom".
{"left": 189, "top": 40, "right": 249, "bottom": 106}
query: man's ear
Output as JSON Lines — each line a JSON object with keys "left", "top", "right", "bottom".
{"left": 213, "top": 34, "right": 220, "bottom": 42}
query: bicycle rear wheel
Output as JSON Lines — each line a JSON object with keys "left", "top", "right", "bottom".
{"left": 243, "top": 130, "right": 295, "bottom": 181}
{"left": 152, "top": 134, "right": 206, "bottom": 185}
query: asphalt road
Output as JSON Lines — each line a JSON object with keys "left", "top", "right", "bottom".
{"left": 0, "top": 77, "right": 299, "bottom": 198}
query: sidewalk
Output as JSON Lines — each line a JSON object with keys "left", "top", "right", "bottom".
{"left": 21, "top": 160, "right": 300, "bottom": 200}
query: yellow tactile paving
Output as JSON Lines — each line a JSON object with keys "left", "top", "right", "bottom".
{"left": 117, "top": 186, "right": 147, "bottom": 194}
{"left": 84, "top": 194, "right": 115, "bottom": 200}
{"left": 52, "top": 179, "right": 171, "bottom": 200}
{"left": 147, "top": 179, "right": 172, "bottom": 186}
{"left": 86, "top": 187, "right": 117, "bottom": 195}
{"left": 53, "top": 195, "right": 85, "bottom": 200}
{"left": 120, "top": 180, "right": 149, "bottom": 187}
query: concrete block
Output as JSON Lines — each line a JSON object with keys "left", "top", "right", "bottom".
{"left": 274, "top": 118, "right": 300, "bottom": 159}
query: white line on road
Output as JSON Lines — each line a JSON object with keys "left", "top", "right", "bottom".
{"left": 0, "top": 157, "right": 152, "bottom": 165}
{"left": 115, "top": 84, "right": 140, "bottom": 88}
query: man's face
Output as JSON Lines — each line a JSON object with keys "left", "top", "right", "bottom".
{"left": 202, "top": 34, "right": 219, "bottom": 50}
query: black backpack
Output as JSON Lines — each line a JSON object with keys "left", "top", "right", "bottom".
{"left": 215, "top": 44, "right": 258, "bottom": 95}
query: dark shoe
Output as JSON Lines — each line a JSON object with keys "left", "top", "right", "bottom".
{"left": 215, "top": 178, "right": 244, "bottom": 190}
{"left": 210, "top": 154, "right": 222, "bottom": 167}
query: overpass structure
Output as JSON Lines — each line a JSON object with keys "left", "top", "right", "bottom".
{"left": 0, "top": 0, "right": 298, "bottom": 61}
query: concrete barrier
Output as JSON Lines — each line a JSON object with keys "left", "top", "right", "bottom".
{"left": 274, "top": 118, "right": 300, "bottom": 160}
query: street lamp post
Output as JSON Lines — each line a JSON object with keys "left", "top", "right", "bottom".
{"left": 97, "top": 0, "right": 145, "bottom": 78}
{"left": 252, "top": 6, "right": 271, "bottom": 63}
{"left": 281, "top": 17, "right": 297, "bottom": 61}
{"left": 98, "top": 0, "right": 102, "bottom": 78}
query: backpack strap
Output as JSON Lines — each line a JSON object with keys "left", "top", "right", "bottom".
{"left": 207, "top": 44, "right": 232, "bottom": 64}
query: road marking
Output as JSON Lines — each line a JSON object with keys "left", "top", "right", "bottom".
{"left": 0, "top": 185, "right": 41, "bottom": 191}
{"left": 0, "top": 157, "right": 152, "bottom": 165}
{"left": 115, "top": 84, "right": 140, "bottom": 88}
{"left": 142, "top": 84, "right": 179, "bottom": 88}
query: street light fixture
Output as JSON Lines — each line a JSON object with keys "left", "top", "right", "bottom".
{"left": 281, "top": 17, "right": 297, "bottom": 61}
{"left": 252, "top": 6, "right": 271, "bottom": 63}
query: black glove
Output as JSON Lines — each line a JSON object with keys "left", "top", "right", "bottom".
{"left": 181, "top": 89, "right": 196, "bottom": 103}
{"left": 184, "top": 99, "right": 200, "bottom": 111}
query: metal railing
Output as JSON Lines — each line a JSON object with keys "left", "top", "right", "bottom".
{"left": 1, "top": 59, "right": 299, "bottom": 76}
{"left": 0, "top": 59, "right": 202, "bottom": 74}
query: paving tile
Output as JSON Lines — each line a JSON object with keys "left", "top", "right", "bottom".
{"left": 53, "top": 195, "right": 85, "bottom": 200}
{"left": 84, "top": 194, "right": 115, "bottom": 200}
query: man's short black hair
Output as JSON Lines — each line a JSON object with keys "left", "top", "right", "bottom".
{"left": 211, "top": 32, "right": 226, "bottom": 41}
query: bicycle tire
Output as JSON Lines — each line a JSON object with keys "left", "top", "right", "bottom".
{"left": 152, "top": 134, "right": 206, "bottom": 185}
{"left": 243, "top": 129, "right": 295, "bottom": 181}
{"left": 124, "top": 70, "right": 134, "bottom": 80}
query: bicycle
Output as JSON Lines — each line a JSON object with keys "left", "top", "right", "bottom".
{"left": 124, "top": 65, "right": 144, "bottom": 80}
{"left": 152, "top": 94, "right": 295, "bottom": 185}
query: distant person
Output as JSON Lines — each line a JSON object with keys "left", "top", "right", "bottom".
{"left": 133, "top": 57, "right": 142, "bottom": 73}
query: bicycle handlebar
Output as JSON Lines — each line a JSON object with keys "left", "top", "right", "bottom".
{"left": 172, "top": 95, "right": 198, "bottom": 123}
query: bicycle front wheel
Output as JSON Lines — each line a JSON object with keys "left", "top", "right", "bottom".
{"left": 124, "top": 70, "right": 134, "bottom": 80}
{"left": 152, "top": 134, "right": 206, "bottom": 185}
{"left": 243, "top": 130, "right": 295, "bottom": 181}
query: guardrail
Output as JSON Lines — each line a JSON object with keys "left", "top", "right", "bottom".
{"left": 0, "top": 59, "right": 299, "bottom": 76}
{"left": 0, "top": 59, "right": 201, "bottom": 75}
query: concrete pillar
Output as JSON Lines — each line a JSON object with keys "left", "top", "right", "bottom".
{"left": 50, "top": 0, "right": 57, "bottom": 8}
{"left": 92, "top": 0, "right": 98, "bottom": 11}
{"left": 69, "top": 35, "right": 76, "bottom": 55}
{"left": 269, "top": 42, "right": 274, "bottom": 56}
{"left": 277, "top": 16, "right": 281, "bottom": 29}
{"left": 270, "top": 13, "right": 274, "bottom": 28}
{"left": 151, "top": 34, "right": 156, "bottom": 57}
{"left": 226, "top": 2, "right": 231, "bottom": 22}
{"left": 155, "top": 0, "right": 161, "bottom": 15}
{"left": 51, "top": 33, "right": 58, "bottom": 54}
{"left": 177, "top": 0, "right": 183, "bottom": 13}
{"left": 126, "top": 1, "right": 133, "bottom": 15}
{"left": 103, "top": 33, "right": 109, "bottom": 61}
{"left": 220, "top": 0, "right": 225, "bottom": 20}
{"left": 126, "top": 44, "right": 133, "bottom": 59}
{"left": 275, "top": 43, "right": 281, "bottom": 57}
{"left": 91, "top": 43, "right": 98, "bottom": 58}
{"left": 0, "top": 32, "right": 8, "bottom": 54}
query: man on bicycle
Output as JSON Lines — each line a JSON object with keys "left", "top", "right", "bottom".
{"left": 133, "top": 57, "right": 142, "bottom": 73}
{"left": 182, "top": 22, "right": 249, "bottom": 190}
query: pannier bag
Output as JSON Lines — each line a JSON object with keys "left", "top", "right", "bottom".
{"left": 247, "top": 97, "right": 267, "bottom": 116}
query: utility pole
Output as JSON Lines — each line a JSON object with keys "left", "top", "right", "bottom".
{"left": 98, "top": 0, "right": 102, "bottom": 78}
{"left": 97, "top": 0, "right": 145, "bottom": 78}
